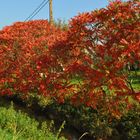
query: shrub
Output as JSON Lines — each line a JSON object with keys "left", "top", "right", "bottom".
{"left": 0, "top": 102, "right": 66, "bottom": 140}
{"left": 115, "top": 105, "right": 140, "bottom": 140}
{"left": 46, "top": 102, "right": 140, "bottom": 140}
{"left": 0, "top": 20, "right": 67, "bottom": 103}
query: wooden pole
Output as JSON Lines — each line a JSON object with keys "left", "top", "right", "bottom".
{"left": 49, "top": 0, "right": 53, "bottom": 24}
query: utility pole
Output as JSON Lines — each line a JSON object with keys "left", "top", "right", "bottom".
{"left": 49, "top": 0, "right": 53, "bottom": 24}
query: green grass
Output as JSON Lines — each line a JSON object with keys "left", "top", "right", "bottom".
{"left": 0, "top": 102, "right": 66, "bottom": 140}
{"left": 129, "top": 70, "right": 140, "bottom": 91}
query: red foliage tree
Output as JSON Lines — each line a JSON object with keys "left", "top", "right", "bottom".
{"left": 51, "top": 0, "right": 140, "bottom": 113}
{"left": 0, "top": 20, "right": 67, "bottom": 101}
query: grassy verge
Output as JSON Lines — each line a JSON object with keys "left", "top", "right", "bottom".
{"left": 0, "top": 102, "right": 66, "bottom": 140}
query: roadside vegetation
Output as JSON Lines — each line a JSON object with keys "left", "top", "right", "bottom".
{"left": 0, "top": 0, "right": 139, "bottom": 139}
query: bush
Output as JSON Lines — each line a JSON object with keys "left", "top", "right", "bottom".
{"left": 0, "top": 102, "right": 66, "bottom": 140}
{"left": 115, "top": 105, "right": 140, "bottom": 140}
{"left": 46, "top": 102, "right": 140, "bottom": 140}
{"left": 46, "top": 102, "right": 116, "bottom": 139}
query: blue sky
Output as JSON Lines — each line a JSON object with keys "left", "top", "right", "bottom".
{"left": 0, "top": 0, "right": 108, "bottom": 29}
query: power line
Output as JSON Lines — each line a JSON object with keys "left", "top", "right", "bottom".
{"left": 24, "top": 0, "right": 47, "bottom": 21}
{"left": 24, "top": 0, "right": 49, "bottom": 21}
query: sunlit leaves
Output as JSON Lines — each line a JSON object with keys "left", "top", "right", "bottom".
{"left": 0, "top": 0, "right": 139, "bottom": 116}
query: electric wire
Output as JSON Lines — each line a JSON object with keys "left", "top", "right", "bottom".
{"left": 25, "top": 0, "right": 47, "bottom": 21}
{"left": 24, "top": 0, "right": 49, "bottom": 21}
